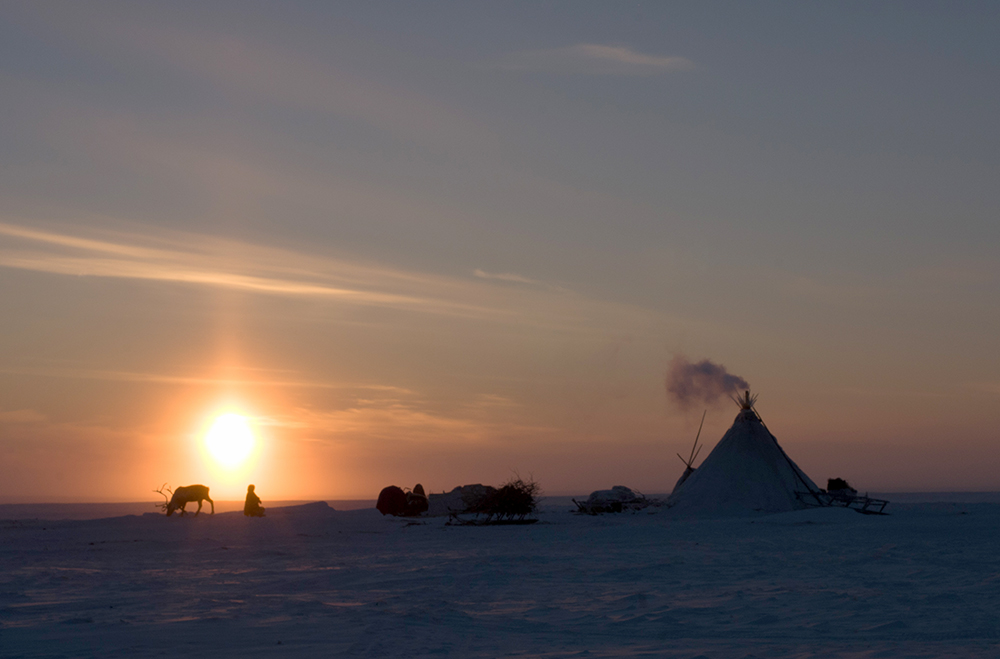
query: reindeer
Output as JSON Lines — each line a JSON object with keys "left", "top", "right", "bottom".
{"left": 154, "top": 484, "right": 215, "bottom": 516}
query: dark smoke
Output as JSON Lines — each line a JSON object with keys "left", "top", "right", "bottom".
{"left": 665, "top": 355, "right": 749, "bottom": 409}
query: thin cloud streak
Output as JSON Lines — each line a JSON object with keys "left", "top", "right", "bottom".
{"left": 496, "top": 44, "right": 694, "bottom": 76}
{"left": 261, "top": 402, "right": 558, "bottom": 446}
{"left": 473, "top": 268, "right": 566, "bottom": 292}
{"left": 0, "top": 365, "right": 413, "bottom": 393}
{"left": 0, "top": 221, "right": 504, "bottom": 319}
{"left": 474, "top": 269, "right": 537, "bottom": 285}
{"left": 0, "top": 253, "right": 432, "bottom": 306}
{"left": 0, "top": 219, "right": 699, "bottom": 338}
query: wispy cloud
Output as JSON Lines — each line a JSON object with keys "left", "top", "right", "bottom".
{"left": 473, "top": 268, "right": 566, "bottom": 292}
{"left": 466, "top": 394, "right": 519, "bottom": 410}
{"left": 473, "top": 269, "right": 537, "bottom": 285}
{"left": 262, "top": 399, "right": 555, "bottom": 447}
{"left": 0, "top": 220, "right": 505, "bottom": 320}
{"left": 496, "top": 44, "right": 694, "bottom": 76}
{"left": 0, "top": 219, "right": 692, "bottom": 338}
{"left": 0, "top": 364, "right": 413, "bottom": 394}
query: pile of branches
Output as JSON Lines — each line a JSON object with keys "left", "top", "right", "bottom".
{"left": 459, "top": 475, "right": 540, "bottom": 524}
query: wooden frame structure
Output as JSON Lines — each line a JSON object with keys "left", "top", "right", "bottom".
{"left": 795, "top": 489, "right": 889, "bottom": 515}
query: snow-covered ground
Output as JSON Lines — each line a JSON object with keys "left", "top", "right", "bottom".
{"left": 3, "top": 498, "right": 999, "bottom": 658}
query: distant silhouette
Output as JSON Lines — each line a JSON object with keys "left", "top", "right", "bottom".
{"left": 155, "top": 484, "right": 214, "bottom": 516}
{"left": 377, "top": 485, "right": 407, "bottom": 516}
{"left": 376, "top": 483, "right": 428, "bottom": 516}
{"left": 407, "top": 483, "right": 429, "bottom": 515}
{"left": 244, "top": 484, "right": 265, "bottom": 517}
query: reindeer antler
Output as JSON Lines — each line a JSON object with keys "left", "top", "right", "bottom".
{"left": 153, "top": 483, "right": 172, "bottom": 511}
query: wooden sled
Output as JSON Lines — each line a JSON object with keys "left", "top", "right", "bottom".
{"left": 795, "top": 490, "right": 889, "bottom": 515}
{"left": 446, "top": 513, "right": 539, "bottom": 526}
{"left": 572, "top": 498, "right": 656, "bottom": 514}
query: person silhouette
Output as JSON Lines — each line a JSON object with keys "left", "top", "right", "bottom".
{"left": 244, "top": 484, "right": 265, "bottom": 517}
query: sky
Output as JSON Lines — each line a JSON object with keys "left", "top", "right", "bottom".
{"left": 1, "top": 2, "right": 998, "bottom": 502}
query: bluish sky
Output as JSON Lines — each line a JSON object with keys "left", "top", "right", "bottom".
{"left": 1, "top": 2, "right": 998, "bottom": 500}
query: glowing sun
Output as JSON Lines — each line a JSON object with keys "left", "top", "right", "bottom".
{"left": 205, "top": 413, "right": 255, "bottom": 470}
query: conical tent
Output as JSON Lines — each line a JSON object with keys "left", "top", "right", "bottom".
{"left": 667, "top": 392, "right": 820, "bottom": 515}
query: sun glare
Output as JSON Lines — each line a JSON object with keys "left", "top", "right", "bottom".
{"left": 205, "top": 413, "right": 256, "bottom": 470}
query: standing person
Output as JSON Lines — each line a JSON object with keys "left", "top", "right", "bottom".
{"left": 244, "top": 484, "right": 265, "bottom": 517}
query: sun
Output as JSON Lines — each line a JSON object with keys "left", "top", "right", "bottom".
{"left": 204, "top": 413, "right": 256, "bottom": 470}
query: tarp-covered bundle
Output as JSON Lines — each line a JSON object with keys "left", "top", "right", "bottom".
{"left": 574, "top": 486, "right": 653, "bottom": 514}
{"left": 426, "top": 484, "right": 497, "bottom": 517}
{"left": 667, "top": 393, "right": 820, "bottom": 516}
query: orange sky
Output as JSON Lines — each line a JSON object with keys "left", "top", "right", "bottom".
{"left": 1, "top": 3, "right": 999, "bottom": 501}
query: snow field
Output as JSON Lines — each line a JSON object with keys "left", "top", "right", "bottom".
{"left": 2, "top": 501, "right": 999, "bottom": 658}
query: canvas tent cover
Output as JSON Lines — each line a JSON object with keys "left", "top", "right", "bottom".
{"left": 667, "top": 406, "right": 819, "bottom": 516}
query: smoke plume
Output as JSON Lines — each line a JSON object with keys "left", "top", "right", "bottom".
{"left": 665, "top": 355, "right": 749, "bottom": 409}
